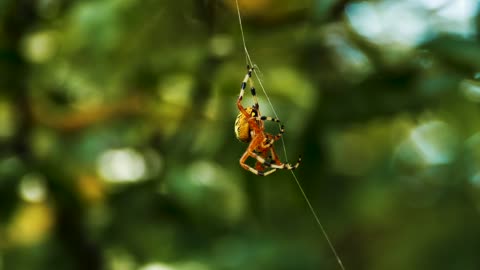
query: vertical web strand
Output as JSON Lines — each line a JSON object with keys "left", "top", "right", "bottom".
{"left": 233, "top": 1, "right": 346, "bottom": 270}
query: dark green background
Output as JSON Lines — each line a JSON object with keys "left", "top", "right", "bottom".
{"left": 1, "top": 0, "right": 480, "bottom": 269}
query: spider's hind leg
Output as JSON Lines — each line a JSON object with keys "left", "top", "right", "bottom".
{"left": 239, "top": 147, "right": 276, "bottom": 176}
{"left": 269, "top": 146, "right": 302, "bottom": 170}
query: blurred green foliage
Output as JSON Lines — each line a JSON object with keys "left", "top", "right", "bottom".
{"left": 1, "top": 0, "right": 480, "bottom": 269}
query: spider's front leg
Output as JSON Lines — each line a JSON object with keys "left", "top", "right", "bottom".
{"left": 237, "top": 65, "right": 261, "bottom": 115}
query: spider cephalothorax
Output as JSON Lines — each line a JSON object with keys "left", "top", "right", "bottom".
{"left": 235, "top": 65, "right": 301, "bottom": 176}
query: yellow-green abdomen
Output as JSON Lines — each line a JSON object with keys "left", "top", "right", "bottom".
{"left": 234, "top": 108, "right": 253, "bottom": 143}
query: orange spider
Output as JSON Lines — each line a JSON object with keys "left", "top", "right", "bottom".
{"left": 234, "top": 65, "right": 301, "bottom": 176}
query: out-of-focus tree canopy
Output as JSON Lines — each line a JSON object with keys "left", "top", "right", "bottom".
{"left": 1, "top": 0, "right": 480, "bottom": 269}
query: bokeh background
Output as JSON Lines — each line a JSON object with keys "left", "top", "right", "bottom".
{"left": 1, "top": 0, "right": 480, "bottom": 269}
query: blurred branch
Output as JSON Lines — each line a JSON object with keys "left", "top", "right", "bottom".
{"left": 32, "top": 95, "right": 146, "bottom": 132}
{"left": 32, "top": 95, "right": 215, "bottom": 133}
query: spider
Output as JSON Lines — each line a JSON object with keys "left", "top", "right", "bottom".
{"left": 235, "top": 65, "right": 301, "bottom": 176}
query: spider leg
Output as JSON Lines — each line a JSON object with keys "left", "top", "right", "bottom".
{"left": 239, "top": 138, "right": 276, "bottom": 176}
{"left": 270, "top": 146, "right": 282, "bottom": 166}
{"left": 254, "top": 161, "right": 263, "bottom": 171}
{"left": 239, "top": 150, "right": 277, "bottom": 176}
{"left": 269, "top": 146, "right": 302, "bottom": 170}
{"left": 237, "top": 66, "right": 255, "bottom": 118}
{"left": 254, "top": 150, "right": 271, "bottom": 171}
{"left": 254, "top": 115, "right": 285, "bottom": 144}
{"left": 250, "top": 86, "right": 261, "bottom": 115}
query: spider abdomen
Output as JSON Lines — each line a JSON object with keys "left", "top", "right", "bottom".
{"left": 235, "top": 111, "right": 251, "bottom": 143}
{"left": 235, "top": 107, "right": 256, "bottom": 143}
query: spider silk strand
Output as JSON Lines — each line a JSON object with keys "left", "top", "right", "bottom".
{"left": 234, "top": 1, "right": 346, "bottom": 270}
